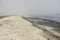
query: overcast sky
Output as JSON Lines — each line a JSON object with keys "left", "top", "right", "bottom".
{"left": 0, "top": 0, "right": 60, "bottom": 17}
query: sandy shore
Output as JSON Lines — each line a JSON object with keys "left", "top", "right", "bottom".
{"left": 0, "top": 16, "right": 60, "bottom": 40}
{"left": 0, "top": 16, "right": 47, "bottom": 40}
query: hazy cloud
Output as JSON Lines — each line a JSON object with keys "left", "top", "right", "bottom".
{"left": 0, "top": 0, "right": 60, "bottom": 17}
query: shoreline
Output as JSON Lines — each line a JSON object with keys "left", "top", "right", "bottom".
{"left": 22, "top": 16, "right": 60, "bottom": 40}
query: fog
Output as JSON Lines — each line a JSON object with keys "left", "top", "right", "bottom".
{"left": 0, "top": 0, "right": 60, "bottom": 17}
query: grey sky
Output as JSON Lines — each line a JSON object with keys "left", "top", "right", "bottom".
{"left": 0, "top": 0, "right": 60, "bottom": 16}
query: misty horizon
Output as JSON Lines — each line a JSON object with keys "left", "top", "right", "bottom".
{"left": 0, "top": 0, "right": 60, "bottom": 17}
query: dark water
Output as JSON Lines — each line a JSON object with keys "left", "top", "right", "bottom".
{"left": 23, "top": 16, "right": 60, "bottom": 36}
